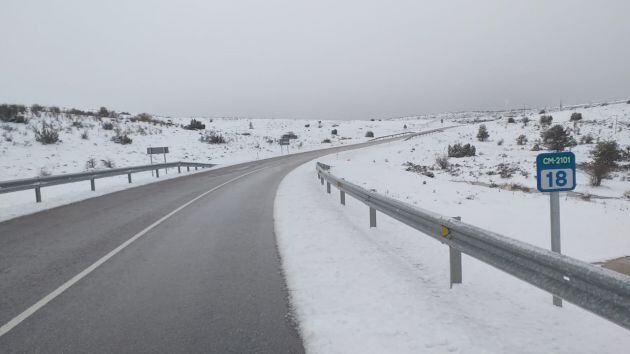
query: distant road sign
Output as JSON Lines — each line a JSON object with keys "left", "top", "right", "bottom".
{"left": 279, "top": 139, "right": 290, "bottom": 146}
{"left": 147, "top": 147, "right": 169, "bottom": 154}
{"left": 536, "top": 152, "right": 576, "bottom": 192}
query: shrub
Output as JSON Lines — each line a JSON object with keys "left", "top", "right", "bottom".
{"left": 497, "top": 139, "right": 504, "bottom": 146}
{"left": 539, "top": 109, "right": 546, "bottom": 114}
{"left": 81, "top": 130, "right": 89, "bottom": 140}
{"left": 30, "top": 104, "right": 44, "bottom": 116}
{"left": 521, "top": 117, "right": 530, "bottom": 126}
{"left": 111, "top": 130, "right": 132, "bottom": 144}
{"left": 516, "top": 134, "right": 528, "bottom": 145}
{"left": 200, "top": 131, "right": 226, "bottom": 144}
{"left": 85, "top": 158, "right": 97, "bottom": 169}
{"left": 71, "top": 120, "right": 83, "bottom": 128}
{"left": 403, "top": 124, "right": 407, "bottom": 129}
{"left": 586, "top": 141, "right": 622, "bottom": 186}
{"left": 321, "top": 138, "right": 331, "bottom": 143}
{"left": 365, "top": 131, "right": 374, "bottom": 138}
{"left": 507, "top": 117, "right": 516, "bottom": 123}
{"left": 135, "top": 113, "right": 153, "bottom": 122}
{"left": 49, "top": 106, "right": 61, "bottom": 117}
{"left": 33, "top": 122, "right": 60, "bottom": 144}
{"left": 448, "top": 143, "right": 476, "bottom": 157}
{"left": 435, "top": 155, "right": 449, "bottom": 169}
{"left": 98, "top": 106, "right": 110, "bottom": 117}
{"left": 567, "top": 136, "right": 578, "bottom": 148}
{"left": 304, "top": 124, "right": 310, "bottom": 128}
{"left": 541, "top": 124, "right": 569, "bottom": 151}
{"left": 249, "top": 122, "right": 254, "bottom": 129}
{"left": 331, "top": 129, "right": 338, "bottom": 135}
{"left": 539, "top": 115, "right": 553, "bottom": 126}
{"left": 0, "top": 104, "right": 27, "bottom": 123}
{"left": 476, "top": 124, "right": 489, "bottom": 141}
{"left": 531, "top": 143, "right": 541, "bottom": 151}
{"left": 102, "top": 122, "right": 114, "bottom": 130}
{"left": 580, "top": 134, "right": 594, "bottom": 144}
{"left": 101, "top": 159, "right": 115, "bottom": 168}
{"left": 570, "top": 112, "right": 583, "bottom": 121}
{"left": 184, "top": 119, "right": 205, "bottom": 130}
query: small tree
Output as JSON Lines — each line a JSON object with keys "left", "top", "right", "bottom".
{"left": 587, "top": 141, "right": 622, "bottom": 186}
{"left": 477, "top": 124, "right": 489, "bottom": 142}
{"left": 516, "top": 134, "right": 528, "bottom": 145}
{"left": 98, "top": 106, "right": 110, "bottom": 117}
{"left": 331, "top": 129, "right": 338, "bottom": 135}
{"left": 541, "top": 124, "right": 569, "bottom": 151}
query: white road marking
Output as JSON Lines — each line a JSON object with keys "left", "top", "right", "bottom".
{"left": 0, "top": 166, "right": 268, "bottom": 337}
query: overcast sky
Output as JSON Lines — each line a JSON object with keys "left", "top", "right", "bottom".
{"left": 1, "top": 0, "right": 628, "bottom": 120}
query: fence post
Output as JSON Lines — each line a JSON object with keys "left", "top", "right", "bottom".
{"left": 195, "top": 166, "right": 198, "bottom": 171}
{"left": 156, "top": 169, "right": 160, "bottom": 178}
{"left": 326, "top": 182, "right": 331, "bottom": 193}
{"left": 178, "top": 165, "right": 181, "bottom": 173}
{"left": 35, "top": 187, "right": 42, "bottom": 203}
{"left": 128, "top": 173, "right": 132, "bottom": 183}
{"left": 90, "top": 178, "right": 95, "bottom": 191}
{"left": 187, "top": 166, "right": 190, "bottom": 172}
{"left": 369, "top": 207, "right": 376, "bottom": 228}
{"left": 340, "top": 190, "right": 345, "bottom": 205}
{"left": 450, "top": 216, "right": 462, "bottom": 287}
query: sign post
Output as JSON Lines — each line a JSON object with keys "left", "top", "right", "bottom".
{"left": 279, "top": 138, "right": 289, "bottom": 154}
{"left": 147, "top": 147, "right": 170, "bottom": 175}
{"left": 536, "top": 151, "right": 576, "bottom": 307}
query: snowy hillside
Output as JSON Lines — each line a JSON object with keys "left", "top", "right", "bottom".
{"left": 0, "top": 105, "right": 430, "bottom": 181}
{"left": 319, "top": 101, "right": 630, "bottom": 262}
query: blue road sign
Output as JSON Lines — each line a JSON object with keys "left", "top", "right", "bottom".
{"left": 536, "top": 152, "right": 576, "bottom": 192}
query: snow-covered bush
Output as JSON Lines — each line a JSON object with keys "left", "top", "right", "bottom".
{"left": 111, "top": 129, "right": 132, "bottom": 144}
{"left": 507, "top": 117, "right": 516, "bottom": 123}
{"left": 184, "top": 119, "right": 205, "bottom": 130}
{"left": 539, "top": 115, "right": 553, "bottom": 126}
{"left": 0, "top": 104, "right": 27, "bottom": 123}
{"left": 570, "top": 112, "right": 583, "bottom": 121}
{"left": 365, "top": 131, "right": 374, "bottom": 137}
{"left": 102, "top": 122, "right": 114, "bottom": 130}
{"left": 321, "top": 138, "right": 331, "bottom": 143}
{"left": 448, "top": 143, "right": 476, "bottom": 157}
{"left": 516, "top": 134, "right": 527, "bottom": 145}
{"left": 580, "top": 134, "right": 594, "bottom": 144}
{"left": 200, "top": 131, "right": 226, "bottom": 144}
{"left": 33, "top": 122, "right": 60, "bottom": 144}
{"left": 101, "top": 159, "right": 115, "bottom": 168}
{"left": 435, "top": 155, "right": 449, "bottom": 169}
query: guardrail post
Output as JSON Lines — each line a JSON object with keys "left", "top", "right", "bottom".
{"left": 187, "top": 165, "right": 190, "bottom": 172}
{"left": 450, "top": 216, "right": 462, "bottom": 287}
{"left": 340, "top": 190, "right": 345, "bottom": 205}
{"left": 320, "top": 177, "right": 324, "bottom": 185}
{"left": 178, "top": 165, "right": 181, "bottom": 174}
{"left": 155, "top": 168, "right": 160, "bottom": 178}
{"left": 326, "top": 182, "right": 331, "bottom": 193}
{"left": 369, "top": 207, "right": 376, "bottom": 227}
{"left": 35, "top": 187, "right": 41, "bottom": 203}
{"left": 90, "top": 178, "right": 95, "bottom": 191}
{"left": 195, "top": 166, "right": 198, "bottom": 171}
{"left": 128, "top": 173, "right": 132, "bottom": 183}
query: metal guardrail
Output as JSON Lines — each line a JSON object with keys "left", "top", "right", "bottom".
{"left": 316, "top": 162, "right": 630, "bottom": 330}
{"left": 0, "top": 162, "right": 215, "bottom": 202}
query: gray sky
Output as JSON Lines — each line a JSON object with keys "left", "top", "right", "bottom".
{"left": 1, "top": 0, "right": 628, "bottom": 120}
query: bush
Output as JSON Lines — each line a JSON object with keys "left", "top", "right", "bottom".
{"left": 516, "top": 134, "right": 527, "bottom": 145}
{"left": 102, "top": 122, "right": 114, "bottom": 130}
{"left": 249, "top": 122, "right": 254, "bottom": 129}
{"left": 184, "top": 119, "right": 205, "bottom": 130}
{"left": 435, "top": 155, "right": 449, "bottom": 169}
{"left": 365, "top": 131, "right": 374, "bottom": 138}
{"left": 507, "top": 117, "right": 516, "bottom": 123}
{"left": 521, "top": 117, "right": 530, "bottom": 126}
{"left": 33, "top": 122, "right": 60, "bottom": 144}
{"left": 331, "top": 129, "right": 338, "bottom": 135}
{"left": 111, "top": 130, "right": 132, "bottom": 144}
{"left": 539, "top": 115, "right": 553, "bottom": 126}
{"left": 101, "top": 159, "right": 115, "bottom": 168}
{"left": 531, "top": 143, "right": 541, "bottom": 151}
{"left": 586, "top": 141, "right": 622, "bottom": 186}
{"left": 476, "top": 124, "right": 489, "bottom": 141}
{"left": 403, "top": 124, "right": 407, "bottom": 129}
{"left": 85, "top": 158, "right": 97, "bottom": 169}
{"left": 71, "top": 120, "right": 83, "bottom": 128}
{"left": 497, "top": 139, "right": 504, "bottom": 146}
{"left": 0, "top": 104, "right": 27, "bottom": 123}
{"left": 200, "top": 131, "right": 226, "bottom": 144}
{"left": 30, "top": 104, "right": 44, "bottom": 116}
{"left": 580, "top": 134, "right": 594, "bottom": 144}
{"left": 304, "top": 124, "right": 310, "bottom": 128}
{"left": 570, "top": 112, "right": 583, "bottom": 121}
{"left": 98, "top": 106, "right": 111, "bottom": 117}
{"left": 321, "top": 139, "right": 331, "bottom": 143}
{"left": 448, "top": 143, "right": 476, "bottom": 158}
{"left": 541, "top": 124, "right": 569, "bottom": 151}
{"left": 539, "top": 109, "right": 546, "bottom": 114}
{"left": 49, "top": 106, "right": 61, "bottom": 117}
{"left": 81, "top": 130, "right": 89, "bottom": 140}
{"left": 567, "top": 136, "right": 578, "bottom": 148}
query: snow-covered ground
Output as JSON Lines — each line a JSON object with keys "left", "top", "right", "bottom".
{"left": 0, "top": 108, "right": 436, "bottom": 221}
{"left": 275, "top": 102, "right": 630, "bottom": 352}
{"left": 275, "top": 159, "right": 630, "bottom": 354}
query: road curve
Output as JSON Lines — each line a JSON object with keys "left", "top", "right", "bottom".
{"left": 0, "top": 139, "right": 396, "bottom": 353}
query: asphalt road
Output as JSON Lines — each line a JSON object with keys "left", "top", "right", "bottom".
{"left": 0, "top": 139, "right": 396, "bottom": 353}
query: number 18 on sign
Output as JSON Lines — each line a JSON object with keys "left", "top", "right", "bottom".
{"left": 536, "top": 151, "right": 576, "bottom": 307}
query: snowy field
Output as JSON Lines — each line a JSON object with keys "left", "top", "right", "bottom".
{"left": 275, "top": 102, "right": 630, "bottom": 352}
{"left": 0, "top": 107, "right": 437, "bottom": 221}
{"left": 275, "top": 160, "right": 630, "bottom": 354}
